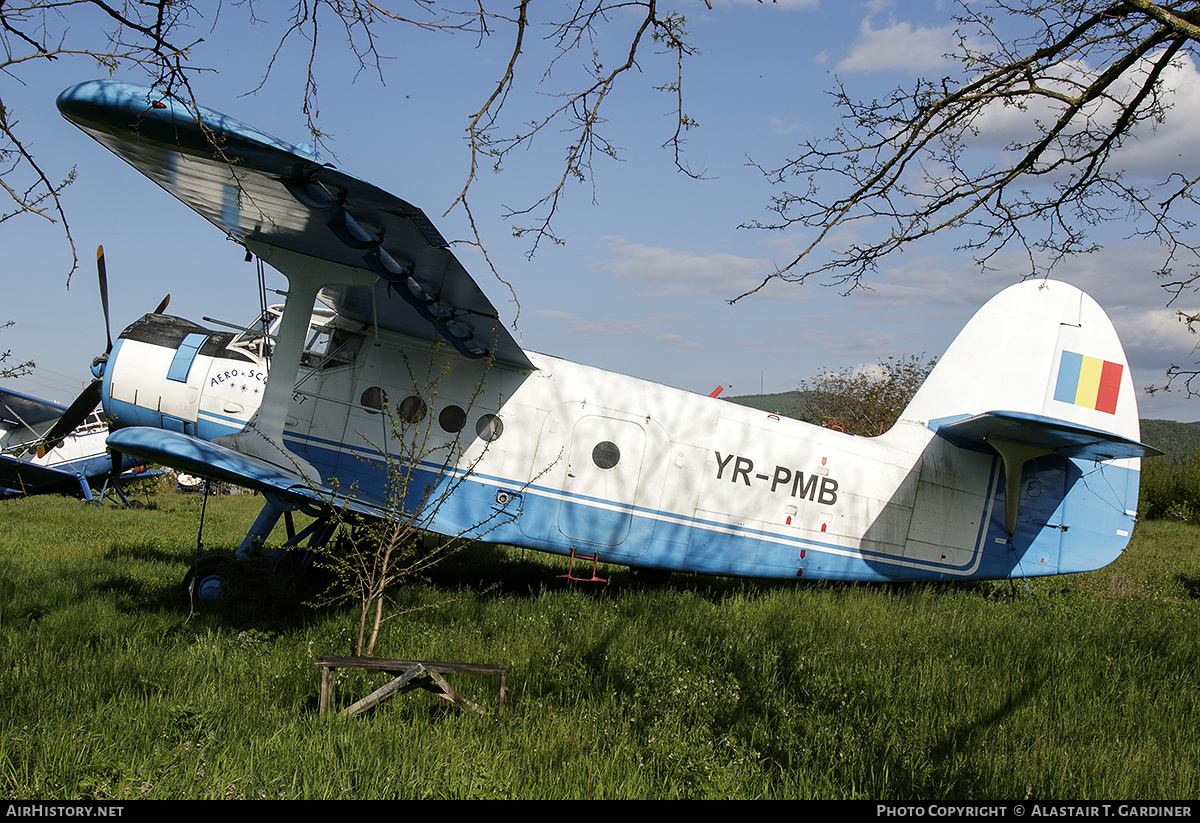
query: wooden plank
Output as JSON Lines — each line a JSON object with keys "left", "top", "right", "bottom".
{"left": 314, "top": 655, "right": 509, "bottom": 718}
{"left": 318, "top": 664, "right": 338, "bottom": 717}
{"left": 425, "top": 666, "right": 484, "bottom": 714}
{"left": 316, "top": 655, "right": 508, "bottom": 676}
{"left": 340, "top": 663, "right": 426, "bottom": 718}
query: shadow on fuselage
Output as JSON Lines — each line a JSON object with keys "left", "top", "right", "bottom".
{"left": 859, "top": 435, "right": 1084, "bottom": 583}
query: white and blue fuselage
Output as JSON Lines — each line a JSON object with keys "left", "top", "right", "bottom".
{"left": 62, "top": 78, "right": 1147, "bottom": 586}
{"left": 101, "top": 291, "right": 1141, "bottom": 583}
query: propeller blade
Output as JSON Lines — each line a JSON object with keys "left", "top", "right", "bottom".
{"left": 36, "top": 380, "right": 102, "bottom": 458}
{"left": 49, "top": 249, "right": 166, "bottom": 462}
{"left": 97, "top": 245, "right": 113, "bottom": 354}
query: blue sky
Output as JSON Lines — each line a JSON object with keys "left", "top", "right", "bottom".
{"left": 4, "top": 0, "right": 1200, "bottom": 422}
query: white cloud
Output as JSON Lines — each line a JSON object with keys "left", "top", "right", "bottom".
{"left": 836, "top": 17, "right": 960, "bottom": 74}
{"left": 704, "top": 0, "right": 819, "bottom": 8}
{"left": 596, "top": 239, "right": 774, "bottom": 299}
{"left": 655, "top": 333, "right": 708, "bottom": 350}
{"left": 534, "top": 309, "right": 688, "bottom": 337}
{"left": 1106, "top": 53, "right": 1200, "bottom": 180}
{"left": 768, "top": 116, "right": 802, "bottom": 136}
{"left": 948, "top": 51, "right": 1200, "bottom": 186}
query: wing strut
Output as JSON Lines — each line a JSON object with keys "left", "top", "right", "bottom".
{"left": 214, "top": 244, "right": 375, "bottom": 481}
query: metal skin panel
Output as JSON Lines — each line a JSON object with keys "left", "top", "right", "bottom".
{"left": 103, "top": 336, "right": 261, "bottom": 440}
{"left": 62, "top": 80, "right": 1153, "bottom": 584}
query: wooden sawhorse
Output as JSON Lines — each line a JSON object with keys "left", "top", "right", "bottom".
{"left": 316, "top": 655, "right": 509, "bottom": 717}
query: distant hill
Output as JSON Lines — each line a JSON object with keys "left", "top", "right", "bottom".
{"left": 728, "top": 395, "right": 1200, "bottom": 460}
{"left": 1140, "top": 419, "right": 1200, "bottom": 459}
{"left": 724, "top": 391, "right": 807, "bottom": 418}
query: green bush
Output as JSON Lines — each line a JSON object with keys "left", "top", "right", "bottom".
{"left": 1139, "top": 449, "right": 1200, "bottom": 521}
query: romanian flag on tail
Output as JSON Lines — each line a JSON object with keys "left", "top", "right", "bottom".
{"left": 1054, "top": 351, "right": 1123, "bottom": 414}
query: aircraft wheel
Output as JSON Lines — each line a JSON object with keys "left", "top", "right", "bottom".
{"left": 184, "top": 556, "right": 235, "bottom": 603}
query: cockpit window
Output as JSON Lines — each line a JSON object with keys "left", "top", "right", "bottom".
{"left": 300, "top": 326, "right": 363, "bottom": 370}
{"left": 226, "top": 304, "right": 363, "bottom": 370}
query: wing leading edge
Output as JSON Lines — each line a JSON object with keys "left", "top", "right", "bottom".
{"left": 106, "top": 427, "right": 390, "bottom": 519}
{"left": 56, "top": 79, "right": 532, "bottom": 370}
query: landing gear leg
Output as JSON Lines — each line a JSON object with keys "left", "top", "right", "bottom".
{"left": 186, "top": 497, "right": 339, "bottom": 603}
{"left": 236, "top": 499, "right": 288, "bottom": 561}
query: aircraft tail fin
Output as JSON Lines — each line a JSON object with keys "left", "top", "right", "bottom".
{"left": 897, "top": 279, "right": 1158, "bottom": 539}
{"left": 900, "top": 280, "right": 1147, "bottom": 447}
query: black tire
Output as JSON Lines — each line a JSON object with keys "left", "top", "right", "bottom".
{"left": 183, "top": 555, "right": 236, "bottom": 603}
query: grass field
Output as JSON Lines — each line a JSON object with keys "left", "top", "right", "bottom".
{"left": 1, "top": 493, "right": 1198, "bottom": 799}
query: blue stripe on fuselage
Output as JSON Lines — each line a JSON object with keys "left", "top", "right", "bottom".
{"left": 102, "top": 415, "right": 1135, "bottom": 582}
{"left": 276, "top": 431, "right": 1135, "bottom": 582}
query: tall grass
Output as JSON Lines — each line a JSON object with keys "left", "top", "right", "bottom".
{"left": 1, "top": 494, "right": 1198, "bottom": 799}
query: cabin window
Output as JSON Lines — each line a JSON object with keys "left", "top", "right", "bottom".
{"left": 476, "top": 414, "right": 503, "bottom": 442}
{"left": 439, "top": 405, "right": 467, "bottom": 433}
{"left": 360, "top": 386, "right": 385, "bottom": 414}
{"left": 592, "top": 441, "right": 621, "bottom": 470}
{"left": 398, "top": 395, "right": 427, "bottom": 424}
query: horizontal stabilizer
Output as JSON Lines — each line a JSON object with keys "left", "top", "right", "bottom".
{"left": 931, "top": 411, "right": 1159, "bottom": 537}
{"left": 931, "top": 411, "right": 1162, "bottom": 461}
{"left": 107, "top": 428, "right": 389, "bottom": 518}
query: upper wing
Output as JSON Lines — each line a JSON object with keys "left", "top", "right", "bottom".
{"left": 57, "top": 80, "right": 532, "bottom": 370}
{"left": 0, "top": 388, "right": 68, "bottom": 438}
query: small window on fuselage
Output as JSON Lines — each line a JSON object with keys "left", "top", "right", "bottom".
{"left": 398, "top": 395, "right": 428, "bottom": 424}
{"left": 476, "top": 414, "right": 503, "bottom": 442}
{"left": 361, "top": 386, "right": 385, "bottom": 414}
{"left": 439, "top": 405, "right": 467, "bottom": 433}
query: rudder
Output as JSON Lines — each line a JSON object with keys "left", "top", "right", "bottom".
{"left": 893, "top": 280, "right": 1156, "bottom": 574}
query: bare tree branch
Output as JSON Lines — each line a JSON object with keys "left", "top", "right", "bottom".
{"left": 1, "top": 1, "right": 699, "bottom": 299}
{"left": 738, "top": 1, "right": 1200, "bottom": 304}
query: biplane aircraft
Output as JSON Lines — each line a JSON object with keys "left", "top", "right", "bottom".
{"left": 0, "top": 245, "right": 169, "bottom": 506}
{"left": 0, "top": 386, "right": 146, "bottom": 504}
{"left": 55, "top": 79, "right": 1160, "bottom": 598}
